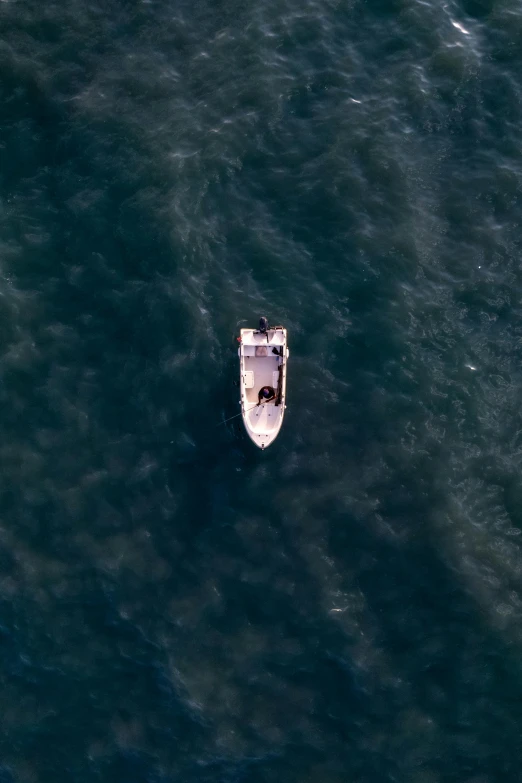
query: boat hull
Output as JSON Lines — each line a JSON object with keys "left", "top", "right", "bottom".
{"left": 238, "top": 326, "right": 288, "bottom": 449}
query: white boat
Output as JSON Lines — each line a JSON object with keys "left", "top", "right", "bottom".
{"left": 238, "top": 318, "right": 289, "bottom": 450}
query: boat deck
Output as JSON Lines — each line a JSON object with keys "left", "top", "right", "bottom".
{"left": 243, "top": 355, "right": 280, "bottom": 404}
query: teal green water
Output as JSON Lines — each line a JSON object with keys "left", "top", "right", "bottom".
{"left": 1, "top": 0, "right": 522, "bottom": 781}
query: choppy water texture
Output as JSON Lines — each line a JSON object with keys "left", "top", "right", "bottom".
{"left": 1, "top": 0, "right": 522, "bottom": 780}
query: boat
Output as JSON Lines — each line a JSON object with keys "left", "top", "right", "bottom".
{"left": 238, "top": 317, "right": 289, "bottom": 450}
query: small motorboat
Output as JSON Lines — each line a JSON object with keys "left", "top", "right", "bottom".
{"left": 238, "top": 317, "right": 289, "bottom": 450}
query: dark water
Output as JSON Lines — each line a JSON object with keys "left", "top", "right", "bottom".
{"left": 1, "top": 0, "right": 522, "bottom": 780}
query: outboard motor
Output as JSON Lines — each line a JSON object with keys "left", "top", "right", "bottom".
{"left": 258, "top": 316, "right": 269, "bottom": 334}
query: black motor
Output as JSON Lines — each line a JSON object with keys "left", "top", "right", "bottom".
{"left": 258, "top": 316, "right": 269, "bottom": 334}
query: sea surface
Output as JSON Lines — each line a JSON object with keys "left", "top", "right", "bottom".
{"left": 1, "top": 0, "right": 522, "bottom": 781}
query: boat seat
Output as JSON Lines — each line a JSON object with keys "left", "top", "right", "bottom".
{"left": 243, "top": 370, "right": 254, "bottom": 388}
{"left": 272, "top": 371, "right": 279, "bottom": 387}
